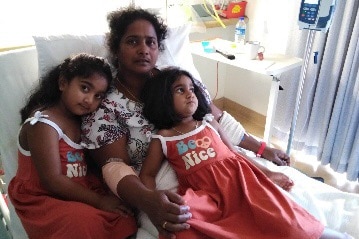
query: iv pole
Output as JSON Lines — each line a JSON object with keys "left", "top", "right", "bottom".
{"left": 286, "top": 29, "right": 315, "bottom": 155}
{"left": 286, "top": 0, "right": 337, "bottom": 155}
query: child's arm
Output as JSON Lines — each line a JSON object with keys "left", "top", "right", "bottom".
{"left": 139, "top": 138, "right": 165, "bottom": 190}
{"left": 26, "top": 122, "right": 132, "bottom": 215}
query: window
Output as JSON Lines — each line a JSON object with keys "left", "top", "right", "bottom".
{"left": 0, "top": 0, "right": 133, "bottom": 48}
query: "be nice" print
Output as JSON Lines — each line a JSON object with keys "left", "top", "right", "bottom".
{"left": 176, "top": 136, "right": 216, "bottom": 170}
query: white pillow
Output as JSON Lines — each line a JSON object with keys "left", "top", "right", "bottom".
{"left": 33, "top": 34, "right": 107, "bottom": 78}
{"left": 33, "top": 24, "right": 201, "bottom": 81}
{"left": 157, "top": 23, "right": 201, "bottom": 81}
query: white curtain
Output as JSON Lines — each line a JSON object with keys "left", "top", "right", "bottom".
{"left": 272, "top": 0, "right": 359, "bottom": 181}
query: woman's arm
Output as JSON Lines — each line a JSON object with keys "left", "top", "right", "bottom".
{"left": 238, "top": 134, "right": 290, "bottom": 166}
{"left": 212, "top": 120, "right": 277, "bottom": 176}
{"left": 212, "top": 118, "right": 294, "bottom": 191}
{"left": 139, "top": 138, "right": 165, "bottom": 190}
{"left": 88, "top": 137, "right": 191, "bottom": 237}
{"left": 88, "top": 136, "right": 131, "bottom": 168}
{"left": 210, "top": 103, "right": 290, "bottom": 166}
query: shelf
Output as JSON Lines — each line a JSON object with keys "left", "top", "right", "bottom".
{"left": 202, "top": 17, "right": 239, "bottom": 28}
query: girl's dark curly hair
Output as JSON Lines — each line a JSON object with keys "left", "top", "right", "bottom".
{"left": 106, "top": 7, "right": 168, "bottom": 69}
{"left": 141, "top": 67, "right": 211, "bottom": 130}
{"left": 20, "top": 53, "right": 112, "bottom": 123}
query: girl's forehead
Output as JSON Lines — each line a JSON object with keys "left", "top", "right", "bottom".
{"left": 172, "top": 75, "right": 192, "bottom": 87}
{"left": 177, "top": 75, "right": 192, "bottom": 83}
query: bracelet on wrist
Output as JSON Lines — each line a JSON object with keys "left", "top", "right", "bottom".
{"left": 256, "top": 141, "right": 267, "bottom": 157}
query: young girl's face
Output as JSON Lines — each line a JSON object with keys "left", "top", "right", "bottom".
{"left": 59, "top": 73, "right": 108, "bottom": 116}
{"left": 171, "top": 75, "right": 198, "bottom": 119}
{"left": 118, "top": 19, "right": 159, "bottom": 76}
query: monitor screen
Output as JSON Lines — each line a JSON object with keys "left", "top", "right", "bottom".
{"left": 304, "top": 0, "right": 319, "bottom": 4}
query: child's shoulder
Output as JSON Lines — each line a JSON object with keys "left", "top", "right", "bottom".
{"left": 19, "top": 110, "right": 63, "bottom": 150}
{"left": 23, "top": 109, "right": 62, "bottom": 131}
{"left": 26, "top": 109, "right": 59, "bottom": 125}
{"left": 24, "top": 110, "right": 51, "bottom": 125}
{"left": 156, "top": 128, "right": 174, "bottom": 137}
{"left": 24, "top": 108, "right": 74, "bottom": 135}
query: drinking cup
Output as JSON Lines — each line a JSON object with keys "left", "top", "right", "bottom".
{"left": 245, "top": 41, "right": 265, "bottom": 60}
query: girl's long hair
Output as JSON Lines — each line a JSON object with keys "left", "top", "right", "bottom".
{"left": 20, "top": 53, "right": 112, "bottom": 123}
{"left": 142, "top": 67, "right": 211, "bottom": 129}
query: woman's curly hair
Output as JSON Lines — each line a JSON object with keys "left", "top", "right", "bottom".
{"left": 106, "top": 7, "right": 168, "bottom": 69}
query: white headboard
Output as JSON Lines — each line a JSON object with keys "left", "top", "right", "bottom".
{"left": 0, "top": 46, "right": 38, "bottom": 239}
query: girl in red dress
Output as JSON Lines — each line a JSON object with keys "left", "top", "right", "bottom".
{"left": 140, "top": 66, "right": 353, "bottom": 239}
{"left": 8, "top": 53, "right": 137, "bottom": 239}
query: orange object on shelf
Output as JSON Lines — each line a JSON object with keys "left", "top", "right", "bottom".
{"left": 219, "top": 1, "right": 247, "bottom": 19}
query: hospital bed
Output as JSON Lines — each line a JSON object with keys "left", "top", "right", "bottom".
{"left": 0, "top": 23, "right": 358, "bottom": 239}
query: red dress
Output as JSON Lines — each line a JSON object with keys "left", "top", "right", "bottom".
{"left": 154, "top": 119, "right": 324, "bottom": 239}
{"left": 8, "top": 114, "right": 136, "bottom": 239}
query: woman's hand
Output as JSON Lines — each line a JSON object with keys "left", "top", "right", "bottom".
{"left": 143, "top": 190, "right": 191, "bottom": 239}
{"left": 237, "top": 132, "right": 290, "bottom": 166}
{"left": 97, "top": 194, "right": 134, "bottom": 217}
{"left": 262, "top": 147, "right": 290, "bottom": 166}
{"left": 116, "top": 174, "right": 191, "bottom": 238}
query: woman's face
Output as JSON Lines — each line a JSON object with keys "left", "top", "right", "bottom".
{"left": 117, "top": 19, "right": 159, "bottom": 76}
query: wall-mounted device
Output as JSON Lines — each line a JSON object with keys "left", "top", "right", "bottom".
{"left": 298, "top": 0, "right": 336, "bottom": 32}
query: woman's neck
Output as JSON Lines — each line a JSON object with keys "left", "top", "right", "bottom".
{"left": 117, "top": 72, "right": 148, "bottom": 100}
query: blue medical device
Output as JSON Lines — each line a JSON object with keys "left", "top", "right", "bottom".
{"left": 298, "top": 0, "right": 337, "bottom": 32}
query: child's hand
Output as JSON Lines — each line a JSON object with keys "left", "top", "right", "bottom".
{"left": 97, "top": 194, "right": 134, "bottom": 217}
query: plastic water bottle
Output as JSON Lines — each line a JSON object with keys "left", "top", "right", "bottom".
{"left": 235, "top": 17, "right": 246, "bottom": 45}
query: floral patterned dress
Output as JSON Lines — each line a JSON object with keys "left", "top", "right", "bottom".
{"left": 81, "top": 87, "right": 154, "bottom": 172}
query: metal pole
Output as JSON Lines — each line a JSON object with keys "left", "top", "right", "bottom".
{"left": 286, "top": 29, "right": 315, "bottom": 155}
